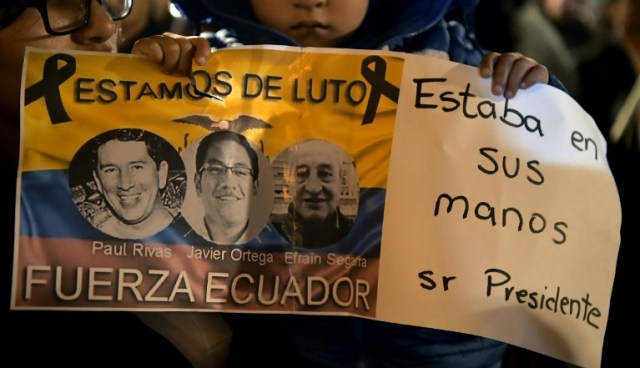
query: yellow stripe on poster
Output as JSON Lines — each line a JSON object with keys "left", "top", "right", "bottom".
{"left": 21, "top": 47, "right": 402, "bottom": 189}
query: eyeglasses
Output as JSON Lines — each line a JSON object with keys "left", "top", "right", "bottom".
{"left": 0, "top": 0, "right": 133, "bottom": 36}
{"left": 199, "top": 163, "right": 254, "bottom": 179}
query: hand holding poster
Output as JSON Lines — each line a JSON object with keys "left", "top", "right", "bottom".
{"left": 12, "top": 46, "right": 620, "bottom": 368}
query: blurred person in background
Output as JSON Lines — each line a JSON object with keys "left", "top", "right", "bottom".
{"left": 474, "top": 0, "right": 601, "bottom": 96}
{"left": 576, "top": 0, "right": 639, "bottom": 366}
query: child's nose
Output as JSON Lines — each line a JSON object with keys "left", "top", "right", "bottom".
{"left": 293, "top": 0, "right": 327, "bottom": 10}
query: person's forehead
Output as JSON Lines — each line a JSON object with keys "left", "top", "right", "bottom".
{"left": 204, "top": 139, "right": 250, "bottom": 163}
{"left": 295, "top": 144, "right": 340, "bottom": 167}
{"left": 98, "top": 140, "right": 151, "bottom": 161}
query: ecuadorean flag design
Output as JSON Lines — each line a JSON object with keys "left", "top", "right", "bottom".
{"left": 12, "top": 47, "right": 403, "bottom": 313}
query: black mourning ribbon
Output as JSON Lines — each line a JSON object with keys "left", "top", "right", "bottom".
{"left": 25, "top": 53, "right": 75, "bottom": 124}
{"left": 360, "top": 55, "right": 400, "bottom": 125}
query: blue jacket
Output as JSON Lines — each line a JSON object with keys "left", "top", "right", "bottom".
{"left": 174, "top": 0, "right": 477, "bottom": 58}
{"left": 174, "top": 0, "right": 565, "bottom": 90}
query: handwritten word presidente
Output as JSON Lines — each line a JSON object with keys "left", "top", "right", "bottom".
{"left": 485, "top": 268, "right": 601, "bottom": 328}
{"left": 23, "top": 265, "right": 371, "bottom": 310}
{"left": 417, "top": 267, "right": 601, "bottom": 329}
{"left": 24, "top": 53, "right": 398, "bottom": 125}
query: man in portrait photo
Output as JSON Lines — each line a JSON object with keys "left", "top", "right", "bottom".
{"left": 193, "top": 130, "right": 260, "bottom": 244}
{"left": 277, "top": 139, "right": 355, "bottom": 248}
{"left": 90, "top": 128, "right": 176, "bottom": 239}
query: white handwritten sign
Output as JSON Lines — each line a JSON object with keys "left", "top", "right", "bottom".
{"left": 12, "top": 46, "right": 620, "bottom": 368}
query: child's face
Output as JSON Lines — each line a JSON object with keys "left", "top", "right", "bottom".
{"left": 251, "top": 0, "right": 368, "bottom": 47}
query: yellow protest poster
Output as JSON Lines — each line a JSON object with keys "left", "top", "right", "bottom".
{"left": 12, "top": 46, "right": 620, "bottom": 368}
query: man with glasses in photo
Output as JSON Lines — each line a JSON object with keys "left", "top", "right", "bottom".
{"left": 193, "top": 130, "right": 259, "bottom": 244}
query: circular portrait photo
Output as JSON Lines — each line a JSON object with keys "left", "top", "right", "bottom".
{"left": 271, "top": 139, "right": 360, "bottom": 249}
{"left": 181, "top": 130, "right": 274, "bottom": 245}
{"left": 69, "top": 128, "right": 186, "bottom": 239}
